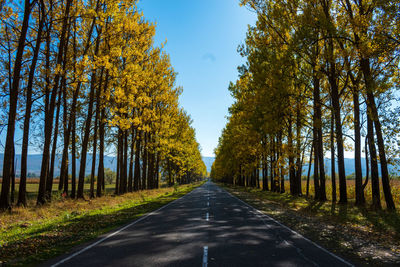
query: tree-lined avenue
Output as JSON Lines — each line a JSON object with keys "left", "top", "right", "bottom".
{"left": 44, "top": 182, "right": 352, "bottom": 267}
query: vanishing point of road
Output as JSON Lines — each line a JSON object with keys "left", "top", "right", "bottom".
{"left": 44, "top": 181, "right": 354, "bottom": 267}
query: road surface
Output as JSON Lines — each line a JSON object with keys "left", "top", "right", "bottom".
{"left": 44, "top": 181, "right": 353, "bottom": 267}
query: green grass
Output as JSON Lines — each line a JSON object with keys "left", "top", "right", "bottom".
{"left": 0, "top": 182, "right": 204, "bottom": 266}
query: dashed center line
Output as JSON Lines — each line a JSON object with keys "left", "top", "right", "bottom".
{"left": 202, "top": 246, "right": 208, "bottom": 267}
{"left": 206, "top": 212, "right": 209, "bottom": 221}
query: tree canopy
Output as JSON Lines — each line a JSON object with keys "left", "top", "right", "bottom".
{"left": 212, "top": 0, "right": 400, "bottom": 210}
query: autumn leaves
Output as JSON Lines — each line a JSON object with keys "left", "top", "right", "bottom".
{"left": 212, "top": 0, "right": 399, "bottom": 210}
{"left": 0, "top": 0, "right": 206, "bottom": 210}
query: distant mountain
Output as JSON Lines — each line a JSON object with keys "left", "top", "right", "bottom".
{"left": 198, "top": 156, "right": 399, "bottom": 176}
{"left": 1, "top": 154, "right": 397, "bottom": 177}
{"left": 1, "top": 154, "right": 217, "bottom": 177}
{"left": 303, "top": 158, "right": 399, "bottom": 177}
{"left": 202, "top": 156, "right": 215, "bottom": 173}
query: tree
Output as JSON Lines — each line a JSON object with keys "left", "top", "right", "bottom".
{"left": 213, "top": 0, "right": 399, "bottom": 211}
{"left": 0, "top": 0, "right": 35, "bottom": 210}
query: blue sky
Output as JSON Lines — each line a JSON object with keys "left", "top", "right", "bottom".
{"left": 137, "top": 0, "right": 257, "bottom": 157}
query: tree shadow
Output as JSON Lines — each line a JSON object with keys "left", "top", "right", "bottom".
{"left": 0, "top": 188, "right": 193, "bottom": 265}
{"left": 358, "top": 207, "right": 400, "bottom": 238}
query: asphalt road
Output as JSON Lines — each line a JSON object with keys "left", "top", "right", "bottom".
{"left": 44, "top": 181, "right": 353, "bottom": 267}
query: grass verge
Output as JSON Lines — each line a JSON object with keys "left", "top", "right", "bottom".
{"left": 0, "top": 182, "right": 204, "bottom": 266}
{"left": 219, "top": 183, "right": 400, "bottom": 267}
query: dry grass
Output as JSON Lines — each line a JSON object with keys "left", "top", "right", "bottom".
{"left": 260, "top": 178, "right": 400, "bottom": 208}
{"left": 0, "top": 178, "right": 43, "bottom": 184}
{"left": 298, "top": 178, "right": 400, "bottom": 208}
{"left": 0, "top": 186, "right": 182, "bottom": 227}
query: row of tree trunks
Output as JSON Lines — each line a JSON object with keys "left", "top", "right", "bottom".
{"left": 37, "top": 0, "right": 73, "bottom": 205}
{"left": 112, "top": 128, "right": 162, "bottom": 194}
{"left": 344, "top": 0, "right": 395, "bottom": 210}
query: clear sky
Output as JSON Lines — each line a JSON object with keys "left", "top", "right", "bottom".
{"left": 137, "top": 0, "right": 257, "bottom": 157}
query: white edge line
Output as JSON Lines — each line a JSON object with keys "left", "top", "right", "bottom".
{"left": 50, "top": 187, "right": 200, "bottom": 267}
{"left": 222, "top": 186, "right": 354, "bottom": 267}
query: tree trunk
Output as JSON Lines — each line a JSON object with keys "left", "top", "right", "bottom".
{"left": 148, "top": 150, "right": 155, "bottom": 189}
{"left": 322, "top": 0, "right": 342, "bottom": 204}
{"left": 141, "top": 132, "right": 148, "bottom": 190}
{"left": 288, "top": 115, "right": 296, "bottom": 195}
{"left": 18, "top": 1, "right": 45, "bottom": 206}
{"left": 134, "top": 131, "right": 142, "bottom": 191}
{"left": 0, "top": 0, "right": 32, "bottom": 211}
{"left": 71, "top": 114, "right": 76, "bottom": 198}
{"left": 262, "top": 142, "right": 268, "bottom": 191}
{"left": 270, "top": 138, "right": 275, "bottom": 191}
{"left": 54, "top": 20, "right": 71, "bottom": 194}
{"left": 256, "top": 166, "right": 260, "bottom": 189}
{"left": 90, "top": 105, "right": 98, "bottom": 198}
{"left": 118, "top": 131, "right": 123, "bottom": 194}
{"left": 367, "top": 114, "right": 381, "bottom": 209}
{"left": 313, "top": 75, "right": 320, "bottom": 200}
{"left": 128, "top": 128, "right": 135, "bottom": 192}
{"left": 353, "top": 88, "right": 364, "bottom": 205}
{"left": 315, "top": 79, "right": 326, "bottom": 202}
{"left": 168, "top": 160, "right": 172, "bottom": 186}
{"left": 155, "top": 152, "right": 160, "bottom": 189}
{"left": 119, "top": 130, "right": 128, "bottom": 194}
{"left": 76, "top": 29, "right": 101, "bottom": 199}
{"left": 76, "top": 71, "right": 97, "bottom": 198}
{"left": 59, "top": 84, "right": 69, "bottom": 194}
{"left": 115, "top": 134, "right": 120, "bottom": 195}
{"left": 60, "top": 3, "right": 98, "bottom": 195}
{"left": 61, "top": 79, "right": 69, "bottom": 196}
{"left": 97, "top": 71, "right": 109, "bottom": 197}
{"left": 10, "top": 147, "right": 15, "bottom": 204}
{"left": 47, "top": 87, "right": 62, "bottom": 199}
{"left": 279, "top": 133, "right": 285, "bottom": 193}
{"left": 123, "top": 130, "right": 128, "bottom": 192}
{"left": 330, "top": 107, "right": 336, "bottom": 202}
{"left": 329, "top": 62, "right": 346, "bottom": 203}
{"left": 306, "top": 144, "right": 313, "bottom": 197}
{"left": 363, "top": 136, "right": 370, "bottom": 191}
{"left": 295, "top": 105, "right": 302, "bottom": 195}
